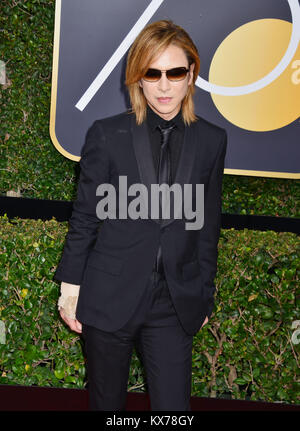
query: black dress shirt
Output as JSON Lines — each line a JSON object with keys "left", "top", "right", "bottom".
{"left": 146, "top": 104, "right": 185, "bottom": 184}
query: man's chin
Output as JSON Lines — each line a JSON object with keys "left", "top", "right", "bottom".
{"left": 150, "top": 102, "right": 177, "bottom": 115}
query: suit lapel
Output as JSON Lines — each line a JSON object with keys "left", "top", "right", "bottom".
{"left": 130, "top": 113, "right": 197, "bottom": 228}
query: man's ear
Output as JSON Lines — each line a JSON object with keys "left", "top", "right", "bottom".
{"left": 188, "top": 63, "right": 195, "bottom": 85}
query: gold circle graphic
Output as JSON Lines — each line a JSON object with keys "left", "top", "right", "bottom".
{"left": 209, "top": 19, "right": 300, "bottom": 131}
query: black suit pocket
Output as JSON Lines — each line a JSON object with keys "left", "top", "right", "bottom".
{"left": 86, "top": 250, "right": 124, "bottom": 275}
{"left": 181, "top": 259, "right": 201, "bottom": 281}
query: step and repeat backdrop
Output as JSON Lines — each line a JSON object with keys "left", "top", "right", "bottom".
{"left": 50, "top": 0, "right": 300, "bottom": 178}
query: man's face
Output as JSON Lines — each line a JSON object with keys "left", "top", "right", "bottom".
{"left": 139, "top": 44, "right": 195, "bottom": 121}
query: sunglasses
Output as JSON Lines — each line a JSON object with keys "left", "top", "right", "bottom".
{"left": 142, "top": 67, "right": 190, "bottom": 82}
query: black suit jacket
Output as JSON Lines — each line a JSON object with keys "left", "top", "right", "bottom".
{"left": 54, "top": 110, "right": 227, "bottom": 335}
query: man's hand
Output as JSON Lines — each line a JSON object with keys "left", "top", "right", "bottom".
{"left": 201, "top": 316, "right": 209, "bottom": 329}
{"left": 59, "top": 307, "right": 82, "bottom": 334}
{"left": 58, "top": 282, "right": 82, "bottom": 333}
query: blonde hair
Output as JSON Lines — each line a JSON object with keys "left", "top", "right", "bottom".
{"left": 125, "top": 20, "right": 200, "bottom": 126}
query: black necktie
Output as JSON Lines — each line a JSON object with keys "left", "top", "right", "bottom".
{"left": 154, "top": 124, "right": 176, "bottom": 274}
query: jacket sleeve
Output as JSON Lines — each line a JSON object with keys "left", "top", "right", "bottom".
{"left": 54, "top": 120, "right": 110, "bottom": 284}
{"left": 197, "top": 129, "right": 227, "bottom": 318}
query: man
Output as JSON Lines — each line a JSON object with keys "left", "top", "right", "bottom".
{"left": 55, "top": 19, "right": 227, "bottom": 411}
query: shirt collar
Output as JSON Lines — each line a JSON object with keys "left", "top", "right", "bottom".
{"left": 146, "top": 104, "right": 185, "bottom": 133}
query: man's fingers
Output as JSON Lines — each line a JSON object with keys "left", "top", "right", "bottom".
{"left": 59, "top": 308, "right": 82, "bottom": 333}
{"left": 75, "top": 320, "right": 82, "bottom": 332}
{"left": 201, "top": 316, "right": 209, "bottom": 328}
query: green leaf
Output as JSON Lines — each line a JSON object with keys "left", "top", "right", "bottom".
{"left": 233, "top": 378, "right": 247, "bottom": 385}
{"left": 54, "top": 369, "right": 64, "bottom": 380}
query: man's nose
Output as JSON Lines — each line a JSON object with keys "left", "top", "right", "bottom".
{"left": 157, "top": 73, "right": 171, "bottom": 91}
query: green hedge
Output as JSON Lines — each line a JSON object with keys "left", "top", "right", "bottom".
{"left": 0, "top": 215, "right": 299, "bottom": 404}
{"left": 1, "top": 0, "right": 299, "bottom": 216}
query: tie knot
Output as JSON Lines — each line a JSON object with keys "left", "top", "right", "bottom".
{"left": 157, "top": 124, "right": 176, "bottom": 147}
{"left": 157, "top": 124, "right": 176, "bottom": 134}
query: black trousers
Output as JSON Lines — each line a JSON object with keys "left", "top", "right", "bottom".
{"left": 81, "top": 270, "right": 194, "bottom": 411}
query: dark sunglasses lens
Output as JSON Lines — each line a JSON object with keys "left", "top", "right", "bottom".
{"left": 144, "top": 69, "right": 161, "bottom": 81}
{"left": 167, "top": 67, "right": 188, "bottom": 81}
